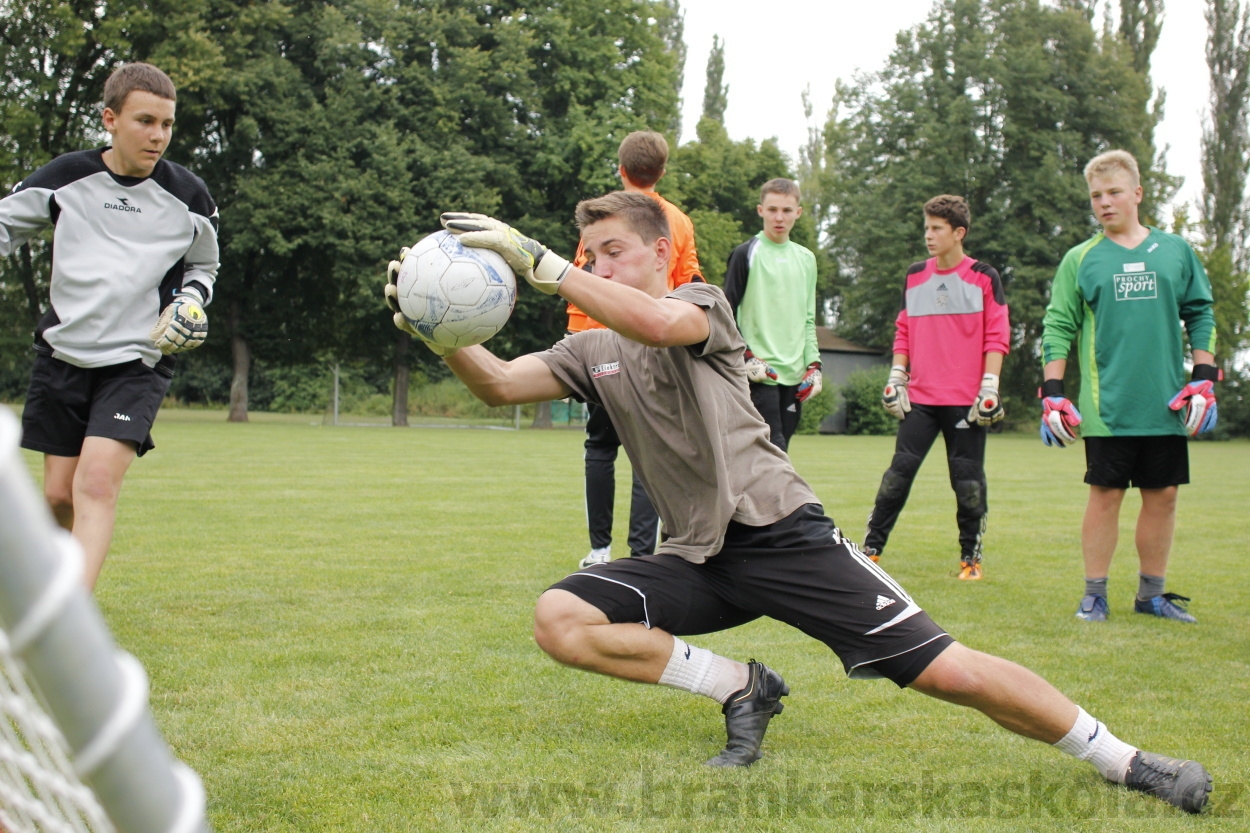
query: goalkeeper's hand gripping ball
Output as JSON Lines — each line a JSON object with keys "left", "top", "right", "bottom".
{"left": 440, "top": 212, "right": 571, "bottom": 295}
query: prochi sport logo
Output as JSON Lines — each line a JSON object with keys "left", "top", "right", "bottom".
{"left": 104, "top": 196, "right": 141, "bottom": 214}
{"left": 1114, "top": 264, "right": 1157, "bottom": 302}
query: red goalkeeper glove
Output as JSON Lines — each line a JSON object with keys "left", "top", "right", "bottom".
{"left": 796, "top": 363, "right": 823, "bottom": 403}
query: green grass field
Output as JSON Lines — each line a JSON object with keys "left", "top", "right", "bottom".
{"left": 12, "top": 408, "right": 1250, "bottom": 831}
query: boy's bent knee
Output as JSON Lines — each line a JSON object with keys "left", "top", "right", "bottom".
{"left": 533, "top": 589, "right": 608, "bottom": 660}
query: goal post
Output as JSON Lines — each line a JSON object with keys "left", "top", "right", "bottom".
{"left": 0, "top": 406, "right": 210, "bottom": 833}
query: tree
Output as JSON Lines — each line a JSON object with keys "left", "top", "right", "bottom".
{"left": 359, "top": 0, "right": 685, "bottom": 424}
{"left": 701, "top": 35, "right": 728, "bottom": 125}
{"left": 662, "top": 40, "right": 808, "bottom": 287}
{"left": 1199, "top": 0, "right": 1250, "bottom": 374}
{"left": 817, "top": 0, "right": 1165, "bottom": 410}
{"left": 665, "top": 117, "right": 804, "bottom": 286}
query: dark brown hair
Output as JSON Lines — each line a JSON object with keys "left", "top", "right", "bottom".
{"left": 923, "top": 194, "right": 970, "bottom": 233}
{"left": 618, "top": 131, "right": 669, "bottom": 188}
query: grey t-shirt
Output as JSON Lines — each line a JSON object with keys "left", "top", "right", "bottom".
{"left": 536, "top": 282, "right": 819, "bottom": 563}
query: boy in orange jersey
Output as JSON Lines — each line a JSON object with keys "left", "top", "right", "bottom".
{"left": 567, "top": 131, "right": 703, "bottom": 569}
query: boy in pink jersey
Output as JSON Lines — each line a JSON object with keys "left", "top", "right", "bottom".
{"left": 863, "top": 195, "right": 1010, "bottom": 580}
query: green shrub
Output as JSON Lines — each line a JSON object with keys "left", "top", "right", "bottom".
{"left": 841, "top": 366, "right": 899, "bottom": 436}
{"left": 407, "top": 378, "right": 513, "bottom": 420}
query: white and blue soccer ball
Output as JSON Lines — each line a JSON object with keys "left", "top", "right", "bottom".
{"left": 393, "top": 230, "right": 517, "bottom": 349}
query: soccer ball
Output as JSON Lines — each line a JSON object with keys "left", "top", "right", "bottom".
{"left": 392, "top": 230, "right": 517, "bottom": 348}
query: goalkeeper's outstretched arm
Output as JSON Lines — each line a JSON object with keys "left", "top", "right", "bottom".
{"left": 558, "top": 267, "right": 710, "bottom": 349}
{"left": 444, "top": 346, "right": 571, "bottom": 408}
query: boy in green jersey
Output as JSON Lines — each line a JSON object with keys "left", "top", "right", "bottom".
{"left": 1040, "top": 150, "right": 1218, "bottom": 624}
{"left": 723, "top": 179, "right": 822, "bottom": 453}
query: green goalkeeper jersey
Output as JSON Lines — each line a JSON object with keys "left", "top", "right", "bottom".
{"left": 723, "top": 233, "right": 820, "bottom": 385}
{"left": 1041, "top": 228, "right": 1216, "bottom": 437}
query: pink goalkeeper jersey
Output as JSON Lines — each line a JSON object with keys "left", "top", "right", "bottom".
{"left": 892, "top": 256, "right": 1010, "bottom": 406}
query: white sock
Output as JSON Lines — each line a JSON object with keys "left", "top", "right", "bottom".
{"left": 657, "top": 638, "right": 747, "bottom": 704}
{"left": 1054, "top": 707, "right": 1138, "bottom": 784}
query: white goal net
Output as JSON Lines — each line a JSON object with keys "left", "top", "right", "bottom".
{"left": 0, "top": 406, "right": 209, "bottom": 833}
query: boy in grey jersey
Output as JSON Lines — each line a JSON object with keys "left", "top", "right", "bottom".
{"left": 380, "top": 192, "right": 1211, "bottom": 814}
{"left": 0, "top": 63, "right": 219, "bottom": 590}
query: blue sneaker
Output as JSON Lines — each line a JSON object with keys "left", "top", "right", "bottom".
{"left": 1075, "top": 594, "right": 1109, "bottom": 621}
{"left": 1134, "top": 593, "right": 1197, "bottom": 623}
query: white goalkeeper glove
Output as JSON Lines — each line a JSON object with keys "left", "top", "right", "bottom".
{"left": 969, "top": 373, "right": 1005, "bottom": 426}
{"left": 743, "top": 347, "right": 779, "bottom": 384}
{"left": 150, "top": 293, "right": 208, "bottom": 354}
{"left": 882, "top": 365, "right": 911, "bottom": 419}
{"left": 440, "top": 212, "right": 571, "bottom": 295}
{"left": 796, "top": 362, "right": 823, "bottom": 403}
{"left": 384, "top": 253, "right": 458, "bottom": 357}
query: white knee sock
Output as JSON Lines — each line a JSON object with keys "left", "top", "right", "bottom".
{"left": 1054, "top": 707, "right": 1138, "bottom": 784}
{"left": 657, "top": 638, "right": 747, "bottom": 704}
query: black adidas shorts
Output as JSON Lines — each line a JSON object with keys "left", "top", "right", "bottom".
{"left": 548, "top": 504, "right": 953, "bottom": 687}
{"left": 1083, "top": 435, "right": 1189, "bottom": 490}
{"left": 21, "top": 354, "right": 171, "bottom": 458}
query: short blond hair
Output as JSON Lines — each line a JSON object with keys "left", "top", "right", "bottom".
{"left": 1084, "top": 150, "right": 1140, "bottom": 186}
{"left": 760, "top": 178, "right": 801, "bottom": 204}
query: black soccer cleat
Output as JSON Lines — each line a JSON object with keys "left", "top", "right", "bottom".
{"left": 1124, "top": 750, "right": 1213, "bottom": 814}
{"left": 705, "top": 660, "right": 789, "bottom": 768}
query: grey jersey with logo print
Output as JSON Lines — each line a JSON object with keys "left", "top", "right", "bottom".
{"left": 536, "top": 282, "right": 819, "bottom": 564}
{"left": 0, "top": 148, "right": 219, "bottom": 373}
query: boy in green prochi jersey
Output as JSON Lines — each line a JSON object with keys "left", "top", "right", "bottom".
{"left": 1040, "top": 150, "right": 1217, "bottom": 624}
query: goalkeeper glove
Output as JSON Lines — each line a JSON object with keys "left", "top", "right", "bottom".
{"left": 968, "top": 372, "right": 1004, "bottom": 426}
{"left": 440, "top": 212, "right": 571, "bottom": 295}
{"left": 1038, "top": 379, "right": 1081, "bottom": 447}
{"left": 796, "top": 362, "right": 823, "bottom": 403}
{"left": 882, "top": 365, "right": 911, "bottom": 420}
{"left": 743, "top": 348, "right": 779, "bottom": 384}
{"left": 150, "top": 293, "right": 208, "bottom": 354}
{"left": 1169, "top": 364, "right": 1221, "bottom": 437}
{"left": 384, "top": 253, "right": 458, "bottom": 357}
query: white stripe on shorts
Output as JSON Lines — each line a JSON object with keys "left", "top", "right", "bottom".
{"left": 567, "top": 572, "right": 653, "bottom": 629}
{"left": 838, "top": 529, "right": 924, "bottom": 634}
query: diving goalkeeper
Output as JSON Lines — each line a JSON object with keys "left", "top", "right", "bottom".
{"left": 383, "top": 191, "right": 1213, "bottom": 814}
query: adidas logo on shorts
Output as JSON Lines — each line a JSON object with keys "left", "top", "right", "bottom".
{"left": 875, "top": 595, "right": 896, "bottom": 611}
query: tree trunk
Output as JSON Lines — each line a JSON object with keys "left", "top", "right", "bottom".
{"left": 228, "top": 298, "right": 250, "bottom": 422}
{"left": 392, "top": 332, "right": 410, "bottom": 426}
{"left": 531, "top": 399, "right": 552, "bottom": 428}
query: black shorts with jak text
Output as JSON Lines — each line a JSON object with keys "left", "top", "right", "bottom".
{"left": 21, "top": 354, "right": 170, "bottom": 457}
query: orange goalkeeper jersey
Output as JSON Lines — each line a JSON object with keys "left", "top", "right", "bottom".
{"left": 566, "top": 191, "right": 702, "bottom": 332}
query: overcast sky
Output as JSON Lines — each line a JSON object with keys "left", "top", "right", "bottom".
{"left": 676, "top": 0, "right": 1210, "bottom": 217}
